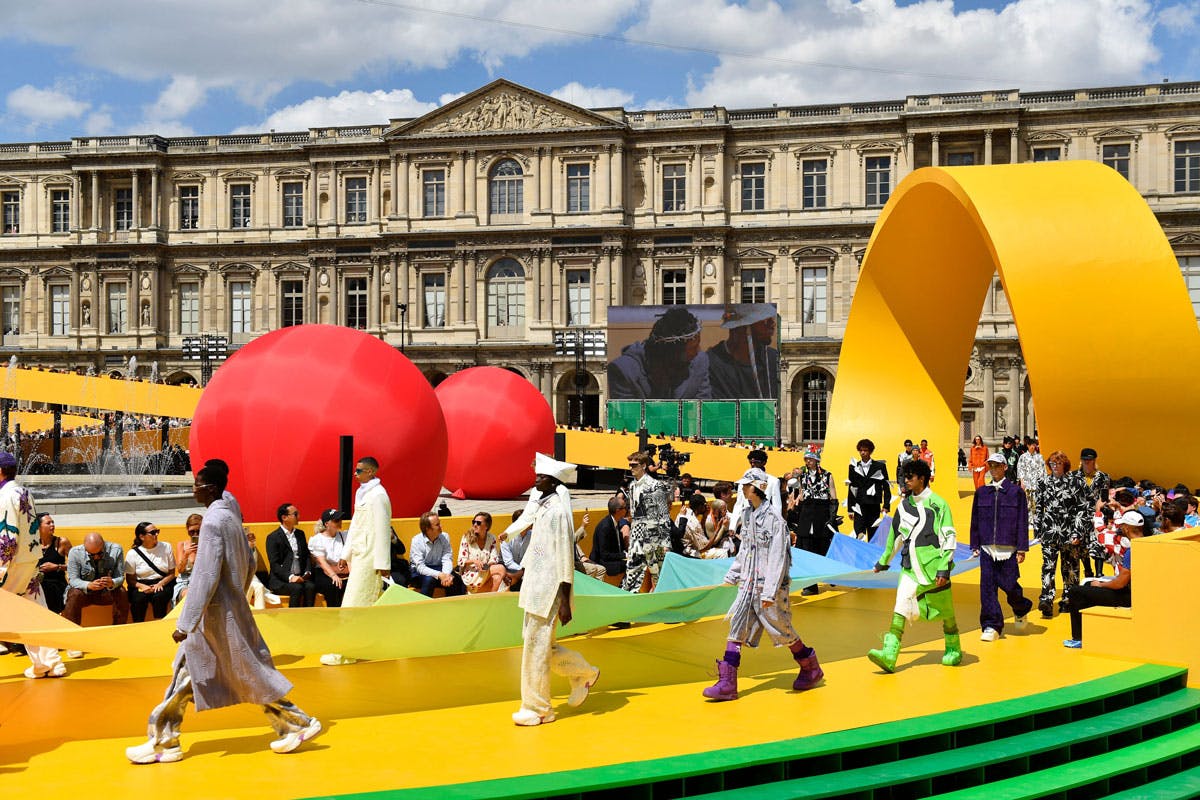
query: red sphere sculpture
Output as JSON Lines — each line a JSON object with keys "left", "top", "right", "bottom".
{"left": 190, "top": 325, "right": 447, "bottom": 522}
{"left": 435, "top": 366, "right": 556, "bottom": 499}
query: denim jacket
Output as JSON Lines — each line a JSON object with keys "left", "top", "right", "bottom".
{"left": 970, "top": 479, "right": 1029, "bottom": 550}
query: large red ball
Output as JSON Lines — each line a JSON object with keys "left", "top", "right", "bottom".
{"left": 435, "top": 367, "right": 555, "bottom": 499}
{"left": 190, "top": 325, "right": 447, "bottom": 522}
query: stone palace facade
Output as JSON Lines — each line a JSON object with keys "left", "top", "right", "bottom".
{"left": 0, "top": 78, "right": 1197, "bottom": 445}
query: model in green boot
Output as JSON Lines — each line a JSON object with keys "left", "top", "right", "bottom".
{"left": 869, "top": 459, "right": 963, "bottom": 673}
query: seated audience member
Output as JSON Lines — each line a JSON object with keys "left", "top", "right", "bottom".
{"left": 266, "top": 502, "right": 316, "bottom": 607}
{"left": 572, "top": 513, "right": 608, "bottom": 579}
{"left": 125, "top": 521, "right": 176, "bottom": 622}
{"left": 681, "top": 494, "right": 723, "bottom": 558}
{"left": 589, "top": 495, "right": 629, "bottom": 580}
{"left": 389, "top": 527, "right": 410, "bottom": 587}
{"left": 33, "top": 512, "right": 70, "bottom": 615}
{"left": 310, "top": 509, "right": 349, "bottom": 608}
{"left": 64, "top": 533, "right": 130, "bottom": 625}
{"left": 1182, "top": 496, "right": 1199, "bottom": 528}
{"left": 676, "top": 473, "right": 699, "bottom": 504}
{"left": 410, "top": 511, "right": 466, "bottom": 597}
{"left": 1063, "top": 510, "right": 1146, "bottom": 649}
{"left": 706, "top": 498, "right": 735, "bottom": 556}
{"left": 500, "top": 508, "right": 534, "bottom": 591}
{"left": 457, "top": 512, "right": 506, "bottom": 593}
{"left": 711, "top": 481, "right": 740, "bottom": 554}
{"left": 244, "top": 528, "right": 273, "bottom": 608}
{"left": 173, "top": 513, "right": 202, "bottom": 603}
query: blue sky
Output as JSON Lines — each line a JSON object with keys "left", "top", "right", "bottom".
{"left": 0, "top": 0, "right": 1196, "bottom": 141}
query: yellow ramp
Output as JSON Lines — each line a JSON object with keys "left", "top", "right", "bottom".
{"left": 0, "top": 367, "right": 201, "bottom": 418}
{"left": 825, "top": 162, "right": 1200, "bottom": 522}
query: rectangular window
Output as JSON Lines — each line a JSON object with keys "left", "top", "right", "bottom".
{"left": 114, "top": 188, "right": 133, "bottom": 231}
{"left": 802, "top": 159, "right": 827, "bottom": 209}
{"left": 740, "top": 268, "right": 767, "bottom": 303}
{"left": 1175, "top": 140, "right": 1200, "bottom": 193}
{"left": 741, "top": 163, "right": 765, "bottom": 211}
{"left": 1, "top": 286, "right": 19, "bottom": 335}
{"left": 345, "top": 177, "right": 367, "bottom": 223}
{"left": 51, "top": 189, "right": 70, "bottom": 233}
{"left": 865, "top": 156, "right": 891, "bottom": 207}
{"left": 662, "top": 268, "right": 687, "bottom": 305}
{"left": 280, "top": 279, "right": 304, "bottom": 327}
{"left": 179, "top": 185, "right": 199, "bottom": 229}
{"left": 282, "top": 182, "right": 304, "bottom": 228}
{"left": 229, "top": 280, "right": 251, "bottom": 333}
{"left": 345, "top": 276, "right": 367, "bottom": 329}
{"left": 230, "top": 184, "right": 251, "bottom": 229}
{"left": 1180, "top": 256, "right": 1200, "bottom": 322}
{"left": 107, "top": 283, "right": 128, "bottom": 333}
{"left": 566, "top": 269, "right": 591, "bottom": 326}
{"left": 802, "top": 267, "right": 828, "bottom": 326}
{"left": 566, "top": 164, "right": 590, "bottom": 213}
{"left": 1102, "top": 144, "right": 1131, "bottom": 180}
{"left": 946, "top": 152, "right": 976, "bottom": 166}
{"left": 1032, "top": 146, "right": 1061, "bottom": 162}
{"left": 2, "top": 191, "right": 18, "bottom": 234}
{"left": 179, "top": 283, "right": 199, "bottom": 334}
{"left": 50, "top": 285, "right": 69, "bottom": 335}
{"left": 422, "top": 170, "right": 445, "bottom": 217}
{"left": 662, "top": 164, "right": 686, "bottom": 212}
{"left": 422, "top": 272, "right": 446, "bottom": 328}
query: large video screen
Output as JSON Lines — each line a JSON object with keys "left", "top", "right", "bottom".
{"left": 606, "top": 304, "right": 780, "bottom": 401}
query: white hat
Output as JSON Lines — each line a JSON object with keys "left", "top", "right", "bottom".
{"left": 534, "top": 452, "right": 577, "bottom": 484}
{"left": 720, "top": 304, "right": 776, "bottom": 329}
{"left": 1117, "top": 511, "right": 1144, "bottom": 527}
{"left": 740, "top": 466, "right": 769, "bottom": 493}
{"left": 986, "top": 453, "right": 1007, "bottom": 465}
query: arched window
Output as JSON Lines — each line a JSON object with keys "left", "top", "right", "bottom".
{"left": 800, "top": 369, "right": 831, "bottom": 441}
{"left": 489, "top": 159, "right": 523, "bottom": 215}
{"left": 487, "top": 259, "right": 526, "bottom": 331}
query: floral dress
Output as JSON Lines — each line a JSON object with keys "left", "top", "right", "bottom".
{"left": 456, "top": 531, "right": 498, "bottom": 591}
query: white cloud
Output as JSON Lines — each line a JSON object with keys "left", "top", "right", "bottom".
{"left": 550, "top": 81, "right": 634, "bottom": 108}
{"left": 1158, "top": 2, "right": 1199, "bottom": 33}
{"left": 628, "top": 0, "right": 1165, "bottom": 107}
{"left": 2, "top": 0, "right": 638, "bottom": 106}
{"left": 84, "top": 109, "right": 115, "bottom": 136}
{"left": 237, "top": 89, "right": 444, "bottom": 133}
{"left": 6, "top": 84, "right": 90, "bottom": 126}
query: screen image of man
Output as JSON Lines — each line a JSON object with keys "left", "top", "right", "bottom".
{"left": 607, "top": 307, "right": 710, "bottom": 400}
{"left": 707, "top": 304, "right": 779, "bottom": 399}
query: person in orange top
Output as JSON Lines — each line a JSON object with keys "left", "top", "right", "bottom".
{"left": 968, "top": 435, "right": 989, "bottom": 490}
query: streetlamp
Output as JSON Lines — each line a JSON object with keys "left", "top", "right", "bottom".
{"left": 181, "top": 335, "right": 229, "bottom": 385}
{"left": 397, "top": 303, "right": 408, "bottom": 354}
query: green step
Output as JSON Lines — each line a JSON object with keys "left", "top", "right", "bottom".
{"left": 1101, "top": 764, "right": 1200, "bottom": 799}
{"left": 930, "top": 723, "right": 1200, "bottom": 800}
{"left": 683, "top": 688, "right": 1200, "bottom": 800}
{"left": 306, "top": 664, "right": 1186, "bottom": 800}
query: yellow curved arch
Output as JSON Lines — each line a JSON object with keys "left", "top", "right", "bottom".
{"left": 825, "top": 161, "right": 1200, "bottom": 515}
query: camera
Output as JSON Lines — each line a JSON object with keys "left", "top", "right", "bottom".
{"left": 652, "top": 443, "right": 691, "bottom": 480}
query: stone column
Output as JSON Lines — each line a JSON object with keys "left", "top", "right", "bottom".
{"left": 71, "top": 174, "right": 81, "bottom": 231}
{"left": 455, "top": 151, "right": 467, "bottom": 216}
{"left": 464, "top": 151, "right": 477, "bottom": 218}
{"left": 905, "top": 134, "right": 914, "bottom": 172}
{"left": 454, "top": 252, "right": 466, "bottom": 325}
{"left": 131, "top": 169, "right": 140, "bottom": 229}
{"left": 612, "top": 146, "right": 624, "bottom": 209}
{"left": 531, "top": 149, "right": 542, "bottom": 210}
{"left": 931, "top": 133, "right": 940, "bottom": 167}
{"left": 984, "top": 130, "right": 994, "bottom": 165}
{"left": 691, "top": 249, "right": 702, "bottom": 303}
{"left": 90, "top": 171, "right": 99, "bottom": 230}
{"left": 598, "top": 146, "right": 612, "bottom": 210}
{"left": 691, "top": 146, "right": 702, "bottom": 210}
{"left": 369, "top": 161, "right": 380, "bottom": 223}
{"left": 713, "top": 144, "right": 726, "bottom": 210}
{"left": 609, "top": 247, "right": 624, "bottom": 312}
{"left": 981, "top": 356, "right": 995, "bottom": 438}
{"left": 329, "top": 163, "right": 339, "bottom": 224}
{"left": 308, "top": 166, "right": 318, "bottom": 226}
{"left": 539, "top": 150, "right": 552, "bottom": 213}
{"left": 389, "top": 155, "right": 399, "bottom": 219}
{"left": 1010, "top": 129, "right": 1019, "bottom": 163}
{"left": 1007, "top": 357, "right": 1021, "bottom": 439}
{"left": 396, "top": 156, "right": 409, "bottom": 219}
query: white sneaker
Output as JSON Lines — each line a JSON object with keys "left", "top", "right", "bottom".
{"left": 126, "top": 741, "right": 183, "bottom": 764}
{"left": 567, "top": 666, "right": 600, "bottom": 708}
{"left": 512, "top": 708, "right": 555, "bottom": 726}
{"left": 980, "top": 628, "right": 1000, "bottom": 642}
{"left": 1013, "top": 615, "right": 1028, "bottom": 632}
{"left": 67, "top": 650, "right": 84, "bottom": 659}
{"left": 270, "top": 717, "right": 322, "bottom": 754}
{"left": 0, "top": 642, "right": 8, "bottom": 655}
{"left": 319, "top": 653, "right": 358, "bottom": 666}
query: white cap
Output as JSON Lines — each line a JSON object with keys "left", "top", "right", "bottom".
{"left": 534, "top": 452, "right": 577, "bottom": 484}
{"left": 1117, "top": 511, "right": 1144, "bottom": 527}
{"left": 740, "top": 466, "right": 769, "bottom": 493}
{"left": 986, "top": 453, "right": 1007, "bottom": 465}
{"left": 720, "top": 304, "right": 775, "bottom": 329}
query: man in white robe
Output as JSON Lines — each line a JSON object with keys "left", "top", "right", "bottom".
{"left": 321, "top": 455, "right": 391, "bottom": 666}
{"left": 507, "top": 453, "right": 599, "bottom": 726}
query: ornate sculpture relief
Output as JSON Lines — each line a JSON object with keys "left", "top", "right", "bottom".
{"left": 425, "top": 92, "right": 585, "bottom": 133}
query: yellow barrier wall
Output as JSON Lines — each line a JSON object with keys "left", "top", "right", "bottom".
{"left": 0, "top": 367, "right": 201, "bottom": 418}
{"left": 825, "top": 162, "right": 1200, "bottom": 523}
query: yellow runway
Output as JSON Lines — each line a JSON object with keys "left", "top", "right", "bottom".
{"left": 0, "top": 584, "right": 1144, "bottom": 799}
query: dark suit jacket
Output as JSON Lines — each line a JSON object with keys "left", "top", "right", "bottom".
{"left": 266, "top": 526, "right": 312, "bottom": 590}
{"left": 589, "top": 515, "right": 628, "bottom": 576}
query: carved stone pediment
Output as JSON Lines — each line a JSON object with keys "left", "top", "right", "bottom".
{"left": 270, "top": 260, "right": 309, "bottom": 274}
{"left": 736, "top": 247, "right": 776, "bottom": 262}
{"left": 388, "top": 79, "right": 623, "bottom": 138}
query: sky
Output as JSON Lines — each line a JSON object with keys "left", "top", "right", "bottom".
{"left": 0, "top": 0, "right": 1197, "bottom": 142}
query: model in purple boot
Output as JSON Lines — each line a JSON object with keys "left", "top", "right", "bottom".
{"left": 703, "top": 467, "right": 823, "bottom": 702}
